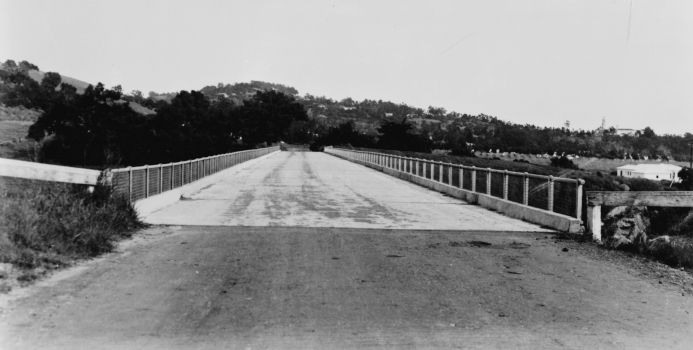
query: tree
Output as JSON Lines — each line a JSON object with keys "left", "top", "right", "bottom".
{"left": 235, "top": 90, "right": 308, "bottom": 145}
{"left": 642, "top": 127, "right": 656, "bottom": 138}
{"left": 679, "top": 167, "right": 693, "bottom": 190}
{"left": 29, "top": 83, "right": 146, "bottom": 166}
{"left": 18, "top": 60, "right": 39, "bottom": 72}
{"left": 41, "top": 72, "right": 62, "bottom": 91}
{"left": 377, "top": 118, "right": 431, "bottom": 152}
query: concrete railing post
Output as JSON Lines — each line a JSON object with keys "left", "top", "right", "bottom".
{"left": 448, "top": 164, "right": 453, "bottom": 186}
{"left": 576, "top": 179, "right": 584, "bottom": 220}
{"left": 430, "top": 162, "right": 435, "bottom": 180}
{"left": 486, "top": 168, "right": 492, "bottom": 195}
{"left": 471, "top": 166, "right": 476, "bottom": 192}
{"left": 439, "top": 163, "right": 443, "bottom": 182}
{"left": 548, "top": 176, "right": 555, "bottom": 212}
{"left": 587, "top": 205, "right": 601, "bottom": 242}
{"left": 158, "top": 164, "right": 163, "bottom": 195}
{"left": 145, "top": 165, "right": 150, "bottom": 198}
{"left": 523, "top": 172, "right": 529, "bottom": 205}
{"left": 423, "top": 160, "right": 427, "bottom": 178}
{"left": 128, "top": 166, "right": 133, "bottom": 202}
{"left": 503, "top": 170, "right": 509, "bottom": 200}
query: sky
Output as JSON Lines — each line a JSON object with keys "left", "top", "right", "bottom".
{"left": 1, "top": 0, "right": 692, "bottom": 135}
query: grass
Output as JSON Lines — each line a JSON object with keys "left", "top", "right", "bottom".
{"left": 0, "top": 177, "right": 146, "bottom": 286}
{"left": 474, "top": 151, "right": 690, "bottom": 172}
{"left": 27, "top": 70, "right": 91, "bottom": 93}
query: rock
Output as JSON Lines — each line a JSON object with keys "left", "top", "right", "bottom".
{"left": 605, "top": 206, "right": 629, "bottom": 220}
{"left": 603, "top": 206, "right": 650, "bottom": 249}
{"left": 613, "top": 180, "right": 620, "bottom": 186}
{"left": 619, "top": 184, "right": 630, "bottom": 191}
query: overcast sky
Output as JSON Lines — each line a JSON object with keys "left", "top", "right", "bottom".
{"left": 1, "top": 0, "right": 691, "bottom": 135}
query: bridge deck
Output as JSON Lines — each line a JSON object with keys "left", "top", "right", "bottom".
{"left": 145, "top": 151, "right": 551, "bottom": 231}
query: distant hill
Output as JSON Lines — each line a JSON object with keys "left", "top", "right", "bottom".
{"left": 27, "top": 69, "right": 91, "bottom": 93}
{"left": 17, "top": 68, "right": 155, "bottom": 116}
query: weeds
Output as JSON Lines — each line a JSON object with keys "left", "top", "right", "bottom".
{"left": 0, "top": 177, "right": 146, "bottom": 270}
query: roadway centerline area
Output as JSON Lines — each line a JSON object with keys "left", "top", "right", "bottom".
{"left": 144, "top": 151, "right": 552, "bottom": 231}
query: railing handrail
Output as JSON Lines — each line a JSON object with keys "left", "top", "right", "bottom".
{"left": 0, "top": 157, "right": 101, "bottom": 185}
{"left": 335, "top": 148, "right": 581, "bottom": 184}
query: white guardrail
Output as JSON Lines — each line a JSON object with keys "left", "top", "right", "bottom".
{"left": 326, "top": 147, "right": 585, "bottom": 220}
{"left": 0, "top": 146, "right": 280, "bottom": 202}
{"left": 0, "top": 157, "right": 101, "bottom": 186}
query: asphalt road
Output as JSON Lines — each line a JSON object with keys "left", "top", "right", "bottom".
{"left": 1, "top": 152, "right": 692, "bottom": 349}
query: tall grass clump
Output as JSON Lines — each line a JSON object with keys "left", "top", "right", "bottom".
{"left": 0, "top": 177, "right": 146, "bottom": 269}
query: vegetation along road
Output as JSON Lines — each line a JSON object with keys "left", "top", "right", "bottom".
{"left": 1, "top": 152, "right": 692, "bottom": 349}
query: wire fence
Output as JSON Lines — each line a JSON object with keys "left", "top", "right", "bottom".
{"left": 109, "top": 146, "right": 279, "bottom": 202}
{"left": 325, "top": 147, "right": 584, "bottom": 220}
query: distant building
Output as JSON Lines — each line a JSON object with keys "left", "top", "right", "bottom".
{"left": 616, "top": 164, "right": 682, "bottom": 182}
{"left": 614, "top": 128, "right": 642, "bottom": 137}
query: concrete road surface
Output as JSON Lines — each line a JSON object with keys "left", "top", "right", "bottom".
{"left": 145, "top": 152, "right": 550, "bottom": 231}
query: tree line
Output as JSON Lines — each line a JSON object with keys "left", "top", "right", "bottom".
{"left": 1, "top": 62, "right": 309, "bottom": 167}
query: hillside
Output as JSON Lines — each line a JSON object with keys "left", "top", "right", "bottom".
{"left": 27, "top": 69, "right": 91, "bottom": 93}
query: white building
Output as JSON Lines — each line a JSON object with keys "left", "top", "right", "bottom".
{"left": 616, "top": 164, "right": 682, "bottom": 182}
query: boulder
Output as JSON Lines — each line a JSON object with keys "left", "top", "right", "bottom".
{"left": 603, "top": 206, "right": 650, "bottom": 249}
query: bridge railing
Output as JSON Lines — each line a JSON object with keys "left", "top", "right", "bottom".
{"left": 326, "top": 147, "right": 584, "bottom": 220}
{"left": 109, "top": 146, "right": 279, "bottom": 202}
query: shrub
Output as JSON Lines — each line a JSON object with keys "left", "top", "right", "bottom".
{"left": 0, "top": 178, "right": 146, "bottom": 269}
{"left": 550, "top": 156, "right": 579, "bottom": 169}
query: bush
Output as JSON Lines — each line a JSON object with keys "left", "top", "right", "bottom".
{"left": 550, "top": 156, "right": 579, "bottom": 169}
{"left": 0, "top": 178, "right": 146, "bottom": 269}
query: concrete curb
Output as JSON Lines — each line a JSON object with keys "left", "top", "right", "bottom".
{"left": 329, "top": 153, "right": 582, "bottom": 233}
{"left": 135, "top": 151, "right": 280, "bottom": 217}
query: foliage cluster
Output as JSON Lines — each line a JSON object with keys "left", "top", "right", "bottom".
{"left": 0, "top": 178, "right": 145, "bottom": 271}
{"left": 1, "top": 62, "right": 309, "bottom": 167}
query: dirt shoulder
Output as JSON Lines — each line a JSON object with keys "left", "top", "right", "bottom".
{"left": 1, "top": 225, "right": 692, "bottom": 349}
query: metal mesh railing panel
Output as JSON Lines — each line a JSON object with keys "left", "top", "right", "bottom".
{"left": 149, "top": 168, "right": 160, "bottom": 196}
{"left": 174, "top": 164, "right": 183, "bottom": 188}
{"left": 490, "top": 172, "right": 504, "bottom": 198}
{"left": 162, "top": 166, "right": 172, "bottom": 192}
{"left": 111, "top": 171, "right": 129, "bottom": 198}
{"left": 507, "top": 174, "right": 525, "bottom": 204}
{"left": 450, "top": 166, "right": 460, "bottom": 187}
{"left": 475, "top": 170, "right": 488, "bottom": 193}
{"left": 462, "top": 169, "right": 472, "bottom": 190}
{"left": 131, "top": 169, "right": 146, "bottom": 201}
{"left": 527, "top": 177, "right": 549, "bottom": 211}
{"left": 553, "top": 181, "right": 577, "bottom": 217}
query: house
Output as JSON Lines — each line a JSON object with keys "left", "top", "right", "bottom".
{"left": 616, "top": 164, "right": 682, "bottom": 182}
{"left": 614, "top": 128, "right": 642, "bottom": 137}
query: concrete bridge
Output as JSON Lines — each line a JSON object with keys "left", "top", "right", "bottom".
{"left": 1, "top": 150, "right": 692, "bottom": 349}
